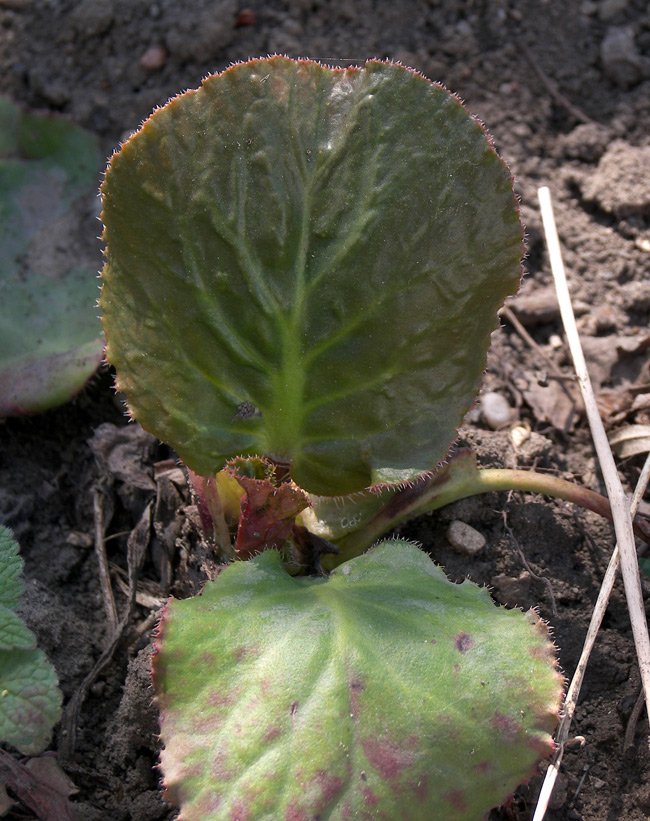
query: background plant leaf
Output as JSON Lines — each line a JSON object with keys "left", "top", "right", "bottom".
{"left": 0, "top": 526, "right": 62, "bottom": 754}
{"left": 0, "top": 607, "right": 36, "bottom": 651}
{"left": 0, "top": 97, "right": 104, "bottom": 416}
{"left": 0, "top": 649, "right": 62, "bottom": 755}
{"left": 154, "top": 540, "right": 562, "bottom": 820}
{"left": 101, "top": 57, "right": 523, "bottom": 495}
{"left": 0, "top": 525, "right": 24, "bottom": 610}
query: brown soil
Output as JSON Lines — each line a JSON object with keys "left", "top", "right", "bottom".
{"left": 2, "top": 1, "right": 650, "bottom": 819}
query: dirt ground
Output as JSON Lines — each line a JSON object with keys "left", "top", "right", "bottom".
{"left": 2, "top": 1, "right": 650, "bottom": 819}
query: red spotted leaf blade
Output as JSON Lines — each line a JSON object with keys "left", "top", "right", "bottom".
{"left": 153, "top": 540, "right": 562, "bottom": 820}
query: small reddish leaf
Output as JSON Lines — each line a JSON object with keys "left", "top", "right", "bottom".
{"left": 233, "top": 474, "right": 309, "bottom": 558}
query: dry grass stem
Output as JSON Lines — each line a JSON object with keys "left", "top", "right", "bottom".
{"left": 533, "top": 452, "right": 650, "bottom": 820}
{"left": 93, "top": 487, "right": 118, "bottom": 630}
{"left": 532, "top": 186, "right": 650, "bottom": 820}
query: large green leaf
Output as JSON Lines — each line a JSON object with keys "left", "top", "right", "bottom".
{"left": 101, "top": 57, "right": 522, "bottom": 495}
{"left": 0, "top": 97, "right": 104, "bottom": 416}
{"left": 154, "top": 541, "right": 562, "bottom": 820}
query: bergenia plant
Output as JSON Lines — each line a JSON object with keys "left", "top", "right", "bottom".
{"left": 99, "top": 57, "right": 638, "bottom": 819}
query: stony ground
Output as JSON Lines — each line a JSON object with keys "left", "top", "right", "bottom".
{"left": 1, "top": 1, "right": 650, "bottom": 819}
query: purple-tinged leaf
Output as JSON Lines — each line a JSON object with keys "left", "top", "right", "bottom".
{"left": 154, "top": 540, "right": 562, "bottom": 820}
{"left": 0, "top": 97, "right": 104, "bottom": 416}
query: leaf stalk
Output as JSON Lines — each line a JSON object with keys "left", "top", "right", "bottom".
{"left": 325, "top": 454, "right": 650, "bottom": 568}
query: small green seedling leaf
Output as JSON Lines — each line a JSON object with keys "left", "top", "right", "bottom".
{"left": 0, "top": 97, "right": 104, "bottom": 416}
{"left": 154, "top": 540, "right": 562, "bottom": 820}
{"left": 101, "top": 57, "right": 523, "bottom": 495}
{"left": 0, "top": 523, "right": 23, "bottom": 609}
{"left": 0, "top": 527, "right": 62, "bottom": 754}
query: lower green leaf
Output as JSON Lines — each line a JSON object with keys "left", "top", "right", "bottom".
{"left": 0, "top": 526, "right": 62, "bottom": 754}
{"left": 0, "top": 649, "right": 62, "bottom": 755}
{"left": 154, "top": 540, "right": 562, "bottom": 820}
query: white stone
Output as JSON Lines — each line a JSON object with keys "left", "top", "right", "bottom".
{"left": 480, "top": 391, "right": 514, "bottom": 430}
{"left": 447, "top": 521, "right": 486, "bottom": 556}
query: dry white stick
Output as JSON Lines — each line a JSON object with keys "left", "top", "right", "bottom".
{"left": 538, "top": 186, "right": 650, "bottom": 702}
{"left": 533, "top": 452, "right": 650, "bottom": 821}
{"left": 532, "top": 186, "right": 650, "bottom": 818}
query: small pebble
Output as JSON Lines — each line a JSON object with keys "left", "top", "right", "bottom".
{"left": 140, "top": 44, "right": 167, "bottom": 71}
{"left": 90, "top": 681, "right": 106, "bottom": 697}
{"left": 480, "top": 391, "right": 514, "bottom": 430}
{"left": 235, "top": 8, "right": 258, "bottom": 26}
{"left": 601, "top": 25, "right": 650, "bottom": 88}
{"left": 447, "top": 521, "right": 486, "bottom": 556}
{"left": 510, "top": 423, "right": 530, "bottom": 449}
{"left": 492, "top": 571, "right": 532, "bottom": 608}
{"left": 509, "top": 285, "right": 559, "bottom": 326}
{"left": 66, "top": 531, "right": 93, "bottom": 548}
{"left": 599, "top": 0, "right": 630, "bottom": 20}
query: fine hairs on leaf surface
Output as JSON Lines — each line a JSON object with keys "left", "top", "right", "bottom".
{"left": 0, "top": 526, "right": 62, "bottom": 755}
{"left": 101, "top": 56, "right": 523, "bottom": 496}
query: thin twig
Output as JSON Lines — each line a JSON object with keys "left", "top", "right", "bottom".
{"left": 541, "top": 186, "right": 650, "bottom": 704}
{"left": 523, "top": 46, "right": 598, "bottom": 126}
{"left": 501, "top": 305, "right": 569, "bottom": 384}
{"left": 93, "top": 487, "right": 118, "bottom": 630}
{"left": 532, "top": 188, "right": 650, "bottom": 820}
{"left": 132, "top": 608, "right": 163, "bottom": 642}
{"left": 110, "top": 561, "right": 164, "bottom": 609}
{"left": 59, "top": 501, "right": 153, "bottom": 763}
{"left": 502, "top": 511, "right": 558, "bottom": 618}
{"left": 624, "top": 686, "right": 646, "bottom": 756}
{"left": 568, "top": 764, "right": 590, "bottom": 809}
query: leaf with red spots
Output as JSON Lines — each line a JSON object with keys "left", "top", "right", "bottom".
{"left": 154, "top": 540, "right": 562, "bottom": 820}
